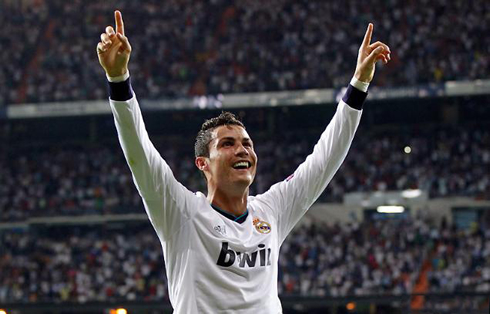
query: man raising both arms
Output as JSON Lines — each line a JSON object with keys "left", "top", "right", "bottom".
{"left": 97, "top": 10, "right": 390, "bottom": 313}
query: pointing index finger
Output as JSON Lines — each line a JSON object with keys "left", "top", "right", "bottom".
{"left": 361, "top": 23, "right": 373, "bottom": 48}
{"left": 115, "top": 10, "right": 125, "bottom": 36}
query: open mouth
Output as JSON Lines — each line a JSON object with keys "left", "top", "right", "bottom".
{"left": 232, "top": 161, "right": 251, "bottom": 170}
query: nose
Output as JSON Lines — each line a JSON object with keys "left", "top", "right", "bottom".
{"left": 235, "top": 143, "right": 249, "bottom": 156}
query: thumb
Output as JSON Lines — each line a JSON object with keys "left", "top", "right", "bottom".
{"left": 106, "top": 42, "right": 122, "bottom": 61}
{"left": 108, "top": 42, "right": 124, "bottom": 59}
{"left": 366, "top": 46, "right": 384, "bottom": 64}
{"left": 117, "top": 33, "right": 131, "bottom": 52}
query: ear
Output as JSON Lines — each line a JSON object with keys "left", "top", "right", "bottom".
{"left": 195, "top": 156, "right": 208, "bottom": 171}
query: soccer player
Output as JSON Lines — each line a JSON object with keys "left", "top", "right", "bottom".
{"left": 97, "top": 10, "right": 390, "bottom": 313}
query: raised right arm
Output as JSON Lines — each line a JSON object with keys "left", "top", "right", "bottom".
{"left": 97, "top": 11, "right": 194, "bottom": 241}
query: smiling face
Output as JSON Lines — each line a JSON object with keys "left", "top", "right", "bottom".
{"left": 195, "top": 125, "right": 258, "bottom": 194}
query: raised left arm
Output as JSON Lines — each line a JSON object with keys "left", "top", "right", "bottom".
{"left": 256, "top": 23, "right": 391, "bottom": 242}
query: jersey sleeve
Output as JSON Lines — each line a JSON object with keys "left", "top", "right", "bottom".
{"left": 108, "top": 78, "right": 196, "bottom": 242}
{"left": 255, "top": 85, "right": 364, "bottom": 243}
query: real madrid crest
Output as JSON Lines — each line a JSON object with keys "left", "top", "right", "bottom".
{"left": 253, "top": 217, "right": 271, "bottom": 234}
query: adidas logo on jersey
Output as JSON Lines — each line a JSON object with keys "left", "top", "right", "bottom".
{"left": 214, "top": 224, "right": 227, "bottom": 236}
{"left": 217, "top": 242, "right": 272, "bottom": 268}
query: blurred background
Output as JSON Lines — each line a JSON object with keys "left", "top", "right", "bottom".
{"left": 0, "top": 0, "right": 489, "bottom": 313}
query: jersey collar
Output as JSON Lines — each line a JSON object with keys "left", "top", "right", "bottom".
{"left": 210, "top": 204, "right": 248, "bottom": 224}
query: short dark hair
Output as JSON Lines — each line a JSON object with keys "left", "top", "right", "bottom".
{"left": 194, "top": 111, "right": 245, "bottom": 158}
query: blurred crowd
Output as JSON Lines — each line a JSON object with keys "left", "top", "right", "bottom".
{"left": 278, "top": 218, "right": 423, "bottom": 297}
{"left": 1, "top": 216, "right": 489, "bottom": 303}
{"left": 279, "top": 216, "right": 490, "bottom": 298}
{"left": 0, "top": 226, "right": 168, "bottom": 303}
{"left": 1, "top": 0, "right": 489, "bottom": 106}
{"left": 328, "top": 124, "right": 490, "bottom": 201}
{"left": 0, "top": 0, "right": 49, "bottom": 106}
{"left": 1, "top": 123, "right": 488, "bottom": 221}
{"left": 427, "top": 220, "right": 490, "bottom": 294}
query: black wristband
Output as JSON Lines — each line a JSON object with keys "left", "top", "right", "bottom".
{"left": 342, "top": 84, "right": 367, "bottom": 110}
{"left": 108, "top": 77, "right": 134, "bottom": 101}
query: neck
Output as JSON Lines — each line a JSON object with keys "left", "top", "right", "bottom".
{"left": 207, "top": 187, "right": 248, "bottom": 217}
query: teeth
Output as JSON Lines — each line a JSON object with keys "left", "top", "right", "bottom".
{"left": 233, "top": 161, "right": 249, "bottom": 168}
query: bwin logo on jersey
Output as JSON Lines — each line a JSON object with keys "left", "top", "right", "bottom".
{"left": 217, "top": 242, "right": 272, "bottom": 268}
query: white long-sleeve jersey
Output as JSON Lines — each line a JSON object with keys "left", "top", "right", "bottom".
{"left": 108, "top": 78, "right": 364, "bottom": 313}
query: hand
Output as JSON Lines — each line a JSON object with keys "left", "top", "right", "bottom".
{"left": 97, "top": 10, "right": 132, "bottom": 78}
{"left": 354, "top": 23, "right": 391, "bottom": 83}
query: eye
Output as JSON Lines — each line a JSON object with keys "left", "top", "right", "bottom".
{"left": 223, "top": 141, "right": 233, "bottom": 147}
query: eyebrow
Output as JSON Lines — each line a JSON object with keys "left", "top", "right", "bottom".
{"left": 218, "top": 137, "right": 253, "bottom": 144}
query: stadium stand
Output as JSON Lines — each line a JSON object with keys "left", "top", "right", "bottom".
{"left": 0, "top": 0, "right": 489, "bottom": 106}
{"left": 1, "top": 215, "right": 489, "bottom": 304}
{"left": 1, "top": 119, "right": 488, "bottom": 221}
{"left": 0, "top": 224, "right": 168, "bottom": 303}
{"left": 0, "top": 0, "right": 49, "bottom": 106}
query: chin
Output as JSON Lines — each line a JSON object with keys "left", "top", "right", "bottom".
{"left": 233, "top": 176, "right": 253, "bottom": 188}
